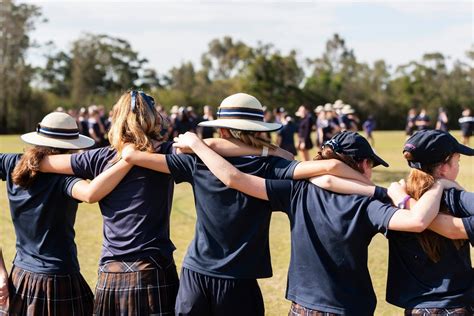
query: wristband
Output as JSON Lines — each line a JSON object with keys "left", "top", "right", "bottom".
{"left": 262, "top": 146, "right": 269, "bottom": 157}
{"left": 397, "top": 195, "right": 411, "bottom": 209}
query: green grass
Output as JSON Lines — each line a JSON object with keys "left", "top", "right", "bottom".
{"left": 1, "top": 131, "right": 473, "bottom": 315}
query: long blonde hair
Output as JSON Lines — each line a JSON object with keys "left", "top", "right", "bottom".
{"left": 108, "top": 91, "right": 163, "bottom": 160}
{"left": 404, "top": 152, "right": 465, "bottom": 262}
{"left": 228, "top": 129, "right": 277, "bottom": 150}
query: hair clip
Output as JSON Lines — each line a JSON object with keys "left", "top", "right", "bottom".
{"left": 130, "top": 90, "right": 138, "bottom": 112}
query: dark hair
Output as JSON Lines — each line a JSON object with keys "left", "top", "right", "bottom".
{"left": 12, "top": 147, "right": 68, "bottom": 188}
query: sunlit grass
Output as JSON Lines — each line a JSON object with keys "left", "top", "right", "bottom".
{"left": 1, "top": 131, "right": 473, "bottom": 315}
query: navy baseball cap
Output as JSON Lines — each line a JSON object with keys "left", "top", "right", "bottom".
{"left": 404, "top": 129, "right": 474, "bottom": 169}
{"left": 325, "top": 131, "right": 389, "bottom": 167}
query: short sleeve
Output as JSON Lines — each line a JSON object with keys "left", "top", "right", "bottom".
{"left": 165, "top": 154, "right": 195, "bottom": 184}
{"left": 265, "top": 179, "right": 294, "bottom": 214}
{"left": 461, "top": 217, "right": 474, "bottom": 247}
{"left": 366, "top": 199, "right": 399, "bottom": 236}
{"left": 443, "top": 189, "right": 474, "bottom": 217}
{"left": 71, "top": 147, "right": 110, "bottom": 180}
{"left": 62, "top": 176, "right": 83, "bottom": 199}
{"left": 266, "top": 157, "right": 299, "bottom": 180}
{"left": 0, "top": 153, "right": 18, "bottom": 181}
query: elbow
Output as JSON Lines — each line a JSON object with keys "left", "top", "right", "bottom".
{"left": 224, "top": 171, "right": 240, "bottom": 189}
{"left": 410, "top": 217, "right": 430, "bottom": 233}
{"left": 326, "top": 159, "right": 340, "bottom": 173}
{"left": 83, "top": 192, "right": 100, "bottom": 204}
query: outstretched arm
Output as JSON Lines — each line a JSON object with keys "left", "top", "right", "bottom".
{"left": 293, "top": 159, "right": 372, "bottom": 185}
{"left": 173, "top": 132, "right": 269, "bottom": 200}
{"left": 388, "top": 179, "right": 469, "bottom": 239}
{"left": 39, "top": 154, "right": 73, "bottom": 174}
{"left": 71, "top": 158, "right": 133, "bottom": 203}
{"left": 310, "top": 176, "right": 376, "bottom": 196}
{"left": 0, "top": 248, "right": 8, "bottom": 309}
{"left": 387, "top": 182, "right": 443, "bottom": 232}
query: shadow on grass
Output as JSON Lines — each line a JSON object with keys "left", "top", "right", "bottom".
{"left": 372, "top": 169, "right": 408, "bottom": 186}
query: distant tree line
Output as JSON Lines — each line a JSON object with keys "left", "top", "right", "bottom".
{"left": 1, "top": 0, "right": 473, "bottom": 133}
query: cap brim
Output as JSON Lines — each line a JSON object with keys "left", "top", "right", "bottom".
{"left": 371, "top": 153, "right": 389, "bottom": 167}
{"left": 456, "top": 143, "right": 474, "bottom": 156}
{"left": 21, "top": 132, "right": 95, "bottom": 149}
{"left": 198, "top": 119, "right": 282, "bottom": 132}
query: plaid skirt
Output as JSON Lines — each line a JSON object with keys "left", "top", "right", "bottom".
{"left": 405, "top": 307, "right": 474, "bottom": 316}
{"left": 3, "top": 265, "right": 93, "bottom": 316}
{"left": 93, "top": 254, "right": 179, "bottom": 316}
{"left": 289, "top": 302, "right": 340, "bottom": 316}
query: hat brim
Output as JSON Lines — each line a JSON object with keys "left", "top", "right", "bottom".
{"left": 456, "top": 143, "right": 474, "bottom": 156}
{"left": 21, "top": 132, "right": 95, "bottom": 150}
{"left": 198, "top": 119, "right": 282, "bottom": 132}
{"left": 371, "top": 153, "right": 389, "bottom": 168}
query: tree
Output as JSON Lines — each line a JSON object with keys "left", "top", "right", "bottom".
{"left": 70, "top": 33, "right": 148, "bottom": 103}
{"left": 0, "top": 0, "right": 44, "bottom": 132}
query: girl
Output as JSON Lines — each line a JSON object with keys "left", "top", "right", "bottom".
{"left": 171, "top": 130, "right": 449, "bottom": 315}
{"left": 0, "top": 112, "right": 132, "bottom": 315}
{"left": 384, "top": 129, "right": 473, "bottom": 315}
{"left": 122, "top": 93, "right": 372, "bottom": 315}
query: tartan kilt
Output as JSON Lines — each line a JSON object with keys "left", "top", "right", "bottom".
{"left": 405, "top": 306, "right": 474, "bottom": 316}
{"left": 5, "top": 265, "right": 93, "bottom": 316}
{"left": 93, "top": 255, "right": 179, "bottom": 316}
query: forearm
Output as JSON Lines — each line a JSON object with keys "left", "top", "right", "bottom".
{"left": 123, "top": 151, "right": 170, "bottom": 173}
{"left": 39, "top": 154, "right": 74, "bottom": 174}
{"left": 388, "top": 183, "right": 443, "bottom": 232}
{"left": 293, "top": 159, "right": 372, "bottom": 184}
{"left": 310, "top": 176, "right": 375, "bottom": 196}
{"left": 190, "top": 139, "right": 268, "bottom": 200}
{"left": 72, "top": 159, "right": 133, "bottom": 203}
{"left": 429, "top": 214, "right": 468, "bottom": 239}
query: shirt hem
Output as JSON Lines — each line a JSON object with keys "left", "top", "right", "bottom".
{"left": 182, "top": 262, "right": 272, "bottom": 279}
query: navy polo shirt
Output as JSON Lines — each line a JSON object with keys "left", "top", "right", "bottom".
{"left": 166, "top": 154, "right": 298, "bottom": 279}
{"left": 71, "top": 142, "right": 175, "bottom": 264}
{"left": 386, "top": 188, "right": 474, "bottom": 309}
{"left": 266, "top": 179, "right": 398, "bottom": 315}
{"left": 1, "top": 154, "right": 82, "bottom": 274}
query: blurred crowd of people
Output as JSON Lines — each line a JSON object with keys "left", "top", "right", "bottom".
{"left": 405, "top": 107, "right": 473, "bottom": 145}
{"left": 59, "top": 100, "right": 473, "bottom": 161}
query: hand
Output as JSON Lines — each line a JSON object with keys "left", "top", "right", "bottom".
{"left": 271, "top": 147, "right": 294, "bottom": 161}
{"left": 173, "top": 132, "right": 201, "bottom": 150}
{"left": 298, "top": 142, "right": 305, "bottom": 150}
{"left": 0, "top": 267, "right": 8, "bottom": 309}
{"left": 437, "top": 178, "right": 463, "bottom": 190}
{"left": 388, "top": 179, "right": 408, "bottom": 205}
{"left": 121, "top": 143, "right": 137, "bottom": 162}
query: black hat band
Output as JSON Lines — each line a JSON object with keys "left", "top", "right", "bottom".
{"left": 36, "top": 124, "right": 80, "bottom": 139}
{"left": 217, "top": 107, "right": 264, "bottom": 121}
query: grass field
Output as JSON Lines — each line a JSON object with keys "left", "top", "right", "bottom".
{"left": 1, "top": 131, "right": 473, "bottom": 315}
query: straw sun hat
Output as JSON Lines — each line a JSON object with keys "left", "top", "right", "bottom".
{"left": 198, "top": 93, "right": 282, "bottom": 132}
{"left": 21, "top": 112, "right": 95, "bottom": 149}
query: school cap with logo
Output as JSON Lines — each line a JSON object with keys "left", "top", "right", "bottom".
{"left": 403, "top": 129, "right": 474, "bottom": 169}
{"left": 324, "top": 131, "right": 389, "bottom": 167}
{"left": 198, "top": 93, "right": 282, "bottom": 132}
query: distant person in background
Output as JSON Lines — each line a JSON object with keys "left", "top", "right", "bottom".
{"left": 363, "top": 115, "right": 376, "bottom": 146}
{"left": 340, "top": 105, "right": 358, "bottom": 132}
{"left": 317, "top": 104, "right": 340, "bottom": 146}
{"left": 88, "top": 105, "right": 106, "bottom": 148}
{"left": 415, "top": 108, "right": 431, "bottom": 131}
{"left": 78, "top": 107, "right": 90, "bottom": 137}
{"left": 261, "top": 107, "right": 273, "bottom": 141}
{"left": 198, "top": 105, "right": 216, "bottom": 139}
{"left": 274, "top": 107, "right": 286, "bottom": 124}
{"left": 436, "top": 107, "right": 449, "bottom": 132}
{"left": 296, "top": 104, "right": 314, "bottom": 161}
{"left": 187, "top": 106, "right": 199, "bottom": 132}
{"left": 313, "top": 105, "right": 324, "bottom": 147}
{"left": 174, "top": 106, "right": 194, "bottom": 137}
{"left": 406, "top": 108, "right": 417, "bottom": 137}
{"left": 277, "top": 114, "right": 297, "bottom": 156}
{"left": 459, "top": 108, "right": 474, "bottom": 145}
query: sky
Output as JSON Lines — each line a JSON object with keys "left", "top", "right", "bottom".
{"left": 25, "top": 0, "right": 473, "bottom": 74}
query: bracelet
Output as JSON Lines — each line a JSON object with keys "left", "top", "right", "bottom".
{"left": 262, "top": 146, "right": 269, "bottom": 157}
{"left": 397, "top": 195, "right": 411, "bottom": 209}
